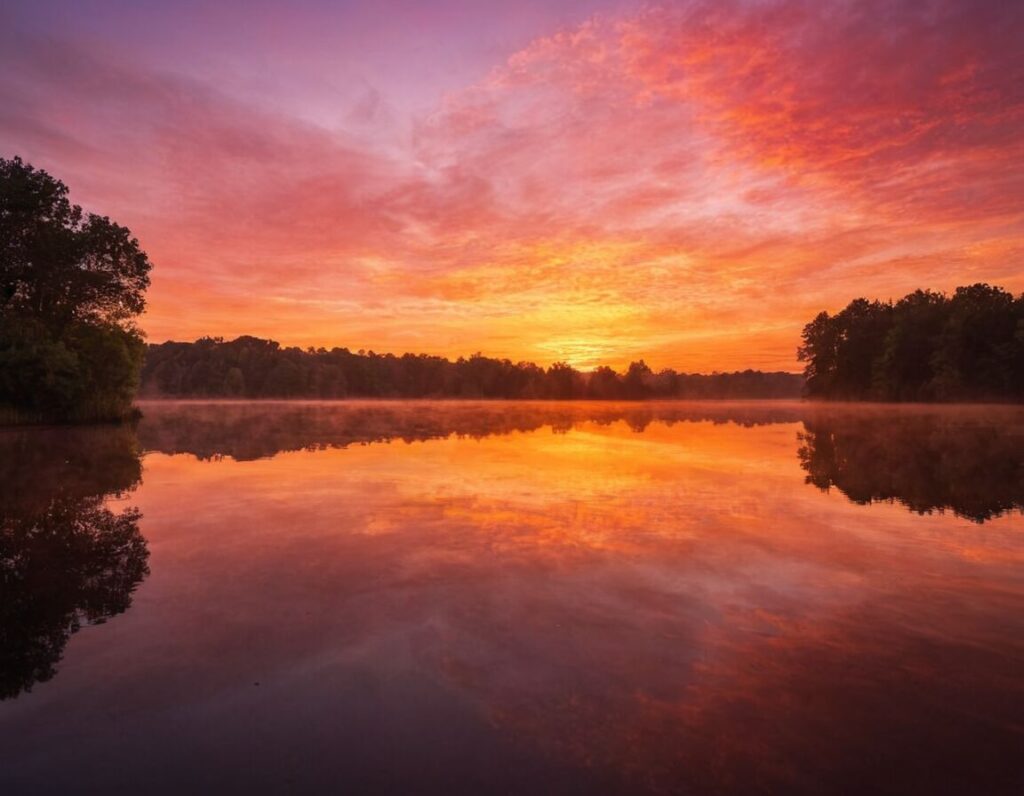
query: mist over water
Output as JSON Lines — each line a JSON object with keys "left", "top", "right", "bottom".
{"left": 2, "top": 401, "right": 1023, "bottom": 794}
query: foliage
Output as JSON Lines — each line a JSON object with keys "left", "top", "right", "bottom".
{"left": 798, "top": 284, "right": 1024, "bottom": 401}
{"left": 140, "top": 335, "right": 805, "bottom": 400}
{"left": 0, "top": 156, "right": 151, "bottom": 422}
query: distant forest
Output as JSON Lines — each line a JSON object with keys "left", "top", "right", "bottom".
{"left": 799, "top": 283, "right": 1024, "bottom": 402}
{"left": 140, "top": 337, "right": 804, "bottom": 400}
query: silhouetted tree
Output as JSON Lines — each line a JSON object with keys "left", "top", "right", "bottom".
{"left": 799, "top": 284, "right": 1024, "bottom": 402}
{"left": 0, "top": 156, "right": 151, "bottom": 422}
{"left": 623, "top": 360, "right": 654, "bottom": 399}
{"left": 872, "top": 290, "right": 948, "bottom": 400}
{"left": 931, "top": 284, "right": 1024, "bottom": 400}
{"left": 798, "top": 311, "right": 840, "bottom": 397}
{"left": 587, "top": 366, "right": 624, "bottom": 399}
{"left": 545, "top": 362, "right": 581, "bottom": 399}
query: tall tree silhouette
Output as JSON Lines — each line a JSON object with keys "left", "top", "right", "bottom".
{"left": 0, "top": 156, "right": 152, "bottom": 421}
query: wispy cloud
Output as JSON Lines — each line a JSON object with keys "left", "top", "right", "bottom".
{"left": 2, "top": 0, "right": 1022, "bottom": 370}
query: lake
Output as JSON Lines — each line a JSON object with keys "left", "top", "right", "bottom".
{"left": 1, "top": 401, "right": 1022, "bottom": 794}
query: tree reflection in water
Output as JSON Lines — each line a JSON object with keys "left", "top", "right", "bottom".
{"left": 139, "top": 400, "right": 1024, "bottom": 523}
{"left": 0, "top": 425, "right": 149, "bottom": 699}
{"left": 135, "top": 399, "right": 804, "bottom": 460}
{"left": 798, "top": 407, "right": 1024, "bottom": 522}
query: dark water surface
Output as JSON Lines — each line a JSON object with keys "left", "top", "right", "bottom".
{"left": 1, "top": 401, "right": 1023, "bottom": 794}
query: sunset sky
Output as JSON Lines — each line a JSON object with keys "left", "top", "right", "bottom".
{"left": 2, "top": 0, "right": 1022, "bottom": 371}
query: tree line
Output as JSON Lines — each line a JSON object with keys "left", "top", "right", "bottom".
{"left": 798, "top": 284, "right": 1024, "bottom": 401}
{"left": 140, "top": 336, "right": 803, "bottom": 400}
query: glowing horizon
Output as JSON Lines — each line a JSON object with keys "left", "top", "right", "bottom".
{"left": 2, "top": 0, "right": 1022, "bottom": 372}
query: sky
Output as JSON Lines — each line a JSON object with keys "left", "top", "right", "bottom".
{"left": 2, "top": 0, "right": 1023, "bottom": 372}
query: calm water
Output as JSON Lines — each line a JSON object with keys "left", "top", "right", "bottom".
{"left": 1, "top": 401, "right": 1023, "bottom": 795}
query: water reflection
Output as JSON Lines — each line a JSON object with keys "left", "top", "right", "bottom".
{"left": 0, "top": 426, "right": 149, "bottom": 699}
{"left": 799, "top": 406, "right": 1024, "bottom": 521}
{"left": 138, "top": 400, "right": 1024, "bottom": 522}
{"left": 1, "top": 401, "right": 1022, "bottom": 794}
{"left": 136, "top": 399, "right": 803, "bottom": 459}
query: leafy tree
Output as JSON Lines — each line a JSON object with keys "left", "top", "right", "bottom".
{"left": 623, "top": 360, "right": 654, "bottom": 399}
{"left": 931, "top": 284, "right": 1021, "bottom": 399}
{"left": 587, "top": 366, "right": 624, "bottom": 399}
{"left": 798, "top": 311, "right": 839, "bottom": 396}
{"left": 873, "top": 290, "right": 947, "bottom": 400}
{"left": 799, "top": 284, "right": 1024, "bottom": 402}
{"left": 832, "top": 299, "right": 892, "bottom": 398}
{"left": 545, "top": 362, "right": 582, "bottom": 398}
{"left": 0, "top": 157, "right": 152, "bottom": 421}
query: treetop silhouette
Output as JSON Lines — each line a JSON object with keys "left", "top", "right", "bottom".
{"left": 0, "top": 156, "right": 152, "bottom": 422}
{"left": 799, "top": 284, "right": 1024, "bottom": 402}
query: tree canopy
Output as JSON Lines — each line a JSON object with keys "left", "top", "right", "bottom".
{"left": 0, "top": 157, "right": 152, "bottom": 421}
{"left": 798, "top": 284, "right": 1024, "bottom": 402}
